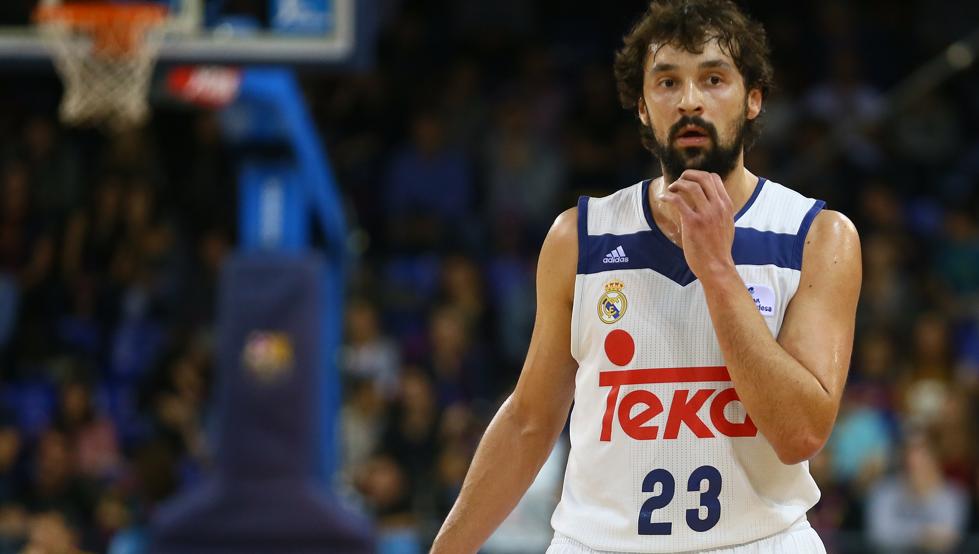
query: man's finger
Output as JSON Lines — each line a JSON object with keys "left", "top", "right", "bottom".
{"left": 667, "top": 178, "right": 709, "bottom": 212}
{"left": 680, "top": 169, "right": 713, "bottom": 182}
{"left": 660, "top": 191, "right": 696, "bottom": 220}
{"left": 709, "top": 173, "right": 731, "bottom": 209}
{"left": 678, "top": 170, "right": 717, "bottom": 203}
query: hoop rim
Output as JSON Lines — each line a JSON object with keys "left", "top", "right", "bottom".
{"left": 34, "top": 3, "right": 169, "bottom": 27}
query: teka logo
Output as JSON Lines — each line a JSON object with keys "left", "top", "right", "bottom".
{"left": 598, "top": 330, "right": 757, "bottom": 441}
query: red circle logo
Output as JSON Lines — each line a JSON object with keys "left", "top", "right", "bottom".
{"left": 604, "top": 330, "right": 635, "bottom": 367}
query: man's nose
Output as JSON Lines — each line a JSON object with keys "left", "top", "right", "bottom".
{"left": 677, "top": 81, "right": 704, "bottom": 116}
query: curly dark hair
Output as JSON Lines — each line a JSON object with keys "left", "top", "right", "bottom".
{"left": 613, "top": 0, "right": 774, "bottom": 153}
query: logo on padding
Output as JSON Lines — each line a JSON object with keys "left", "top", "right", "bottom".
{"left": 243, "top": 331, "right": 295, "bottom": 383}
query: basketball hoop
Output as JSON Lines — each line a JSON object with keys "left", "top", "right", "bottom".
{"left": 34, "top": 3, "right": 169, "bottom": 130}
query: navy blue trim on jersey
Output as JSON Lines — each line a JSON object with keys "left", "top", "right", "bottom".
{"left": 576, "top": 195, "right": 589, "bottom": 274}
{"left": 585, "top": 230, "right": 696, "bottom": 284}
{"left": 580, "top": 227, "right": 800, "bottom": 284}
{"left": 640, "top": 177, "right": 766, "bottom": 229}
{"left": 792, "top": 199, "right": 826, "bottom": 269}
{"left": 734, "top": 177, "right": 766, "bottom": 220}
{"left": 584, "top": 177, "right": 805, "bottom": 285}
{"left": 641, "top": 179, "right": 656, "bottom": 231}
{"left": 733, "top": 228, "right": 796, "bottom": 268}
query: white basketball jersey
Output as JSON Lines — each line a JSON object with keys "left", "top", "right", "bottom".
{"left": 550, "top": 177, "right": 825, "bottom": 552}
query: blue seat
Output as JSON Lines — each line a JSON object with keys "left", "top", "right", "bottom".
{"left": 0, "top": 380, "right": 57, "bottom": 438}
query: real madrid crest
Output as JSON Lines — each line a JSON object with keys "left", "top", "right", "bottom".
{"left": 598, "top": 279, "right": 628, "bottom": 324}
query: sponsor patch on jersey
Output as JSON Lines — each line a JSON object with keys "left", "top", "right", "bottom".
{"left": 598, "top": 279, "right": 628, "bottom": 324}
{"left": 746, "top": 283, "right": 776, "bottom": 318}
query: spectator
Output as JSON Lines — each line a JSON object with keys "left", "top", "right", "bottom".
{"left": 0, "top": 412, "right": 25, "bottom": 506}
{"left": 802, "top": 48, "right": 884, "bottom": 170}
{"left": 61, "top": 174, "right": 125, "bottom": 284}
{"left": 867, "top": 432, "right": 969, "bottom": 553}
{"left": 858, "top": 233, "right": 913, "bottom": 333}
{"left": 0, "top": 160, "right": 54, "bottom": 340}
{"left": 900, "top": 313, "right": 954, "bottom": 427}
{"left": 23, "top": 430, "right": 94, "bottom": 534}
{"left": 426, "top": 306, "right": 488, "bottom": 407}
{"left": 484, "top": 256, "right": 534, "bottom": 380}
{"left": 381, "top": 368, "right": 440, "bottom": 505}
{"left": 52, "top": 378, "right": 121, "bottom": 481}
{"left": 438, "top": 60, "right": 488, "bottom": 156}
{"left": 484, "top": 96, "right": 565, "bottom": 236}
{"left": 92, "top": 488, "right": 131, "bottom": 553}
{"left": 936, "top": 207, "right": 979, "bottom": 302}
{"left": 829, "top": 386, "right": 892, "bottom": 486}
{"left": 341, "top": 378, "right": 385, "bottom": 478}
{"left": 21, "top": 510, "right": 80, "bottom": 554}
{"left": 932, "top": 390, "right": 976, "bottom": 489}
{"left": 385, "top": 110, "right": 474, "bottom": 251}
{"left": 355, "top": 454, "right": 420, "bottom": 554}
{"left": 0, "top": 502, "right": 28, "bottom": 553}
{"left": 342, "top": 298, "right": 401, "bottom": 399}
{"left": 55, "top": 278, "right": 103, "bottom": 359}
{"left": 436, "top": 256, "right": 488, "bottom": 332}
{"left": 22, "top": 115, "right": 81, "bottom": 222}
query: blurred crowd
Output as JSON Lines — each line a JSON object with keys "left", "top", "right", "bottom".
{"left": 0, "top": 0, "right": 976, "bottom": 553}
{"left": 0, "top": 105, "right": 231, "bottom": 552}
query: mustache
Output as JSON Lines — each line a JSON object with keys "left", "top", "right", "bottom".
{"left": 668, "top": 116, "right": 719, "bottom": 143}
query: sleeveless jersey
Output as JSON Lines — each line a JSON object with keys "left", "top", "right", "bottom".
{"left": 550, "top": 177, "right": 826, "bottom": 552}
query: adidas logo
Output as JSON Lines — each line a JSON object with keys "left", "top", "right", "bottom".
{"left": 603, "top": 246, "right": 629, "bottom": 264}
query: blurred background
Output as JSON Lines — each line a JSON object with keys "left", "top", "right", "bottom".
{"left": 0, "top": 0, "right": 976, "bottom": 552}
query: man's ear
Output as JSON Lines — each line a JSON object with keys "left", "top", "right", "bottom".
{"left": 638, "top": 95, "right": 649, "bottom": 126}
{"left": 746, "top": 88, "right": 762, "bottom": 120}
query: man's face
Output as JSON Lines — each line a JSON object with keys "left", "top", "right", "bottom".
{"left": 638, "top": 39, "right": 762, "bottom": 183}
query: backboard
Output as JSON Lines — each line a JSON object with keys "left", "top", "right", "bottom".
{"left": 0, "top": 0, "right": 372, "bottom": 66}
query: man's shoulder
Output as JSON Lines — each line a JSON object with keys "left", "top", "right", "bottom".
{"left": 796, "top": 208, "right": 862, "bottom": 287}
{"left": 577, "top": 180, "right": 650, "bottom": 238}
{"left": 807, "top": 209, "right": 859, "bottom": 245}
{"left": 550, "top": 206, "right": 579, "bottom": 240}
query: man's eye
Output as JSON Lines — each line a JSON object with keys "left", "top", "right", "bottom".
{"left": 708, "top": 75, "right": 723, "bottom": 85}
{"left": 660, "top": 79, "right": 675, "bottom": 88}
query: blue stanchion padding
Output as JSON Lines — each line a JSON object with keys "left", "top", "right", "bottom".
{"left": 148, "top": 254, "right": 373, "bottom": 553}
{"left": 219, "top": 67, "right": 347, "bottom": 488}
{"left": 238, "top": 163, "right": 308, "bottom": 252}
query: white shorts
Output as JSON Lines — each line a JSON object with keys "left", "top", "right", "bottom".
{"left": 545, "top": 521, "right": 826, "bottom": 554}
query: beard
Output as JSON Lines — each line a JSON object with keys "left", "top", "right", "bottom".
{"left": 650, "top": 114, "right": 746, "bottom": 184}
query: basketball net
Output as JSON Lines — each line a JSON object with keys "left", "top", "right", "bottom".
{"left": 35, "top": 3, "right": 168, "bottom": 131}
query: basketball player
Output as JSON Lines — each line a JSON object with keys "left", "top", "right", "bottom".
{"left": 432, "top": 1, "right": 860, "bottom": 552}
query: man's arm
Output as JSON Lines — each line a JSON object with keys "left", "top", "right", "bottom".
{"left": 699, "top": 209, "right": 860, "bottom": 464}
{"left": 663, "top": 170, "right": 861, "bottom": 464}
{"left": 431, "top": 208, "right": 579, "bottom": 553}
